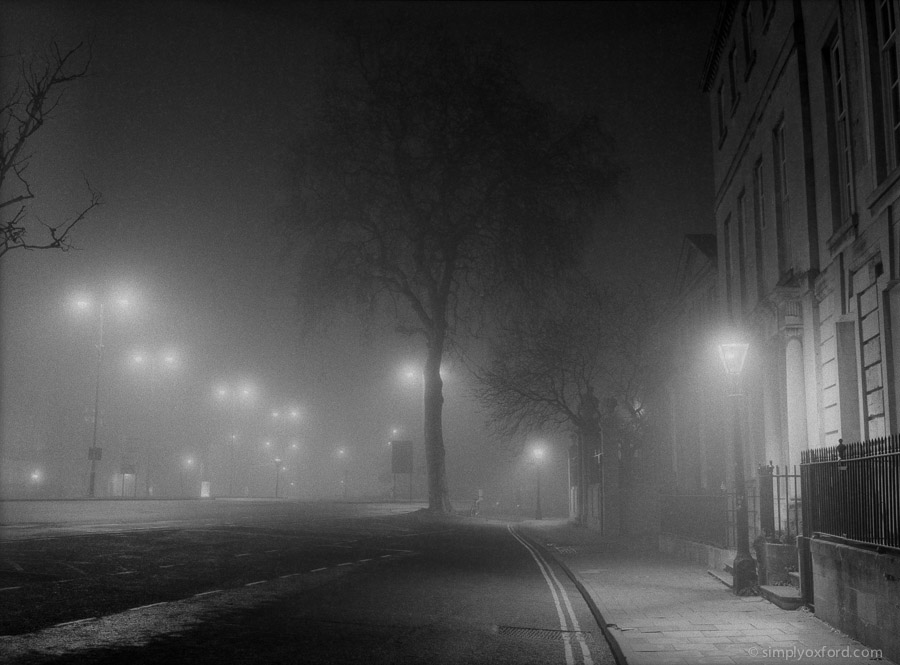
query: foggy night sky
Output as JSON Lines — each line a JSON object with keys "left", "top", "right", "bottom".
{"left": 0, "top": 1, "right": 718, "bottom": 504}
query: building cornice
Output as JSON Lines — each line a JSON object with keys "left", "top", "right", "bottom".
{"left": 700, "top": 0, "right": 738, "bottom": 92}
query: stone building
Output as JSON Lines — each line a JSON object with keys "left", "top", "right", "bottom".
{"left": 703, "top": 0, "right": 900, "bottom": 471}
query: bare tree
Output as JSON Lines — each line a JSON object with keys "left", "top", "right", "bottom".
{"left": 1, "top": 41, "right": 102, "bottom": 259}
{"left": 474, "top": 278, "right": 657, "bottom": 526}
{"left": 284, "top": 18, "right": 618, "bottom": 513}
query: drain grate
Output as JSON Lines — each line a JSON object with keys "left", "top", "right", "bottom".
{"left": 497, "top": 625, "right": 595, "bottom": 642}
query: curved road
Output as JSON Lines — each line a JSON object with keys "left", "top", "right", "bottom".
{"left": 0, "top": 500, "right": 616, "bottom": 664}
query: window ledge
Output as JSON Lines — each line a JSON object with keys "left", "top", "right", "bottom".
{"left": 827, "top": 216, "right": 858, "bottom": 255}
{"left": 865, "top": 166, "right": 900, "bottom": 216}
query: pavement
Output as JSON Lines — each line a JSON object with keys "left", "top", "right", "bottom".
{"left": 517, "top": 519, "right": 894, "bottom": 665}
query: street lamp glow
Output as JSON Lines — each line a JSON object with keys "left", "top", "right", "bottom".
{"left": 532, "top": 445, "right": 546, "bottom": 461}
{"left": 717, "top": 342, "right": 749, "bottom": 376}
{"left": 185, "top": 457, "right": 194, "bottom": 467}
{"left": 30, "top": 469, "right": 42, "bottom": 483}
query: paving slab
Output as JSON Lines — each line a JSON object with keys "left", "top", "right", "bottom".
{"left": 518, "top": 520, "right": 893, "bottom": 665}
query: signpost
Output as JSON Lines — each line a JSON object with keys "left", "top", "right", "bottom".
{"left": 390, "top": 440, "right": 413, "bottom": 502}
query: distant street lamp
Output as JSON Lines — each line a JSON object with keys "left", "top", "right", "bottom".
{"left": 717, "top": 340, "right": 756, "bottom": 594}
{"left": 71, "top": 291, "right": 134, "bottom": 497}
{"left": 181, "top": 457, "right": 194, "bottom": 497}
{"left": 129, "top": 348, "right": 181, "bottom": 497}
{"left": 531, "top": 445, "right": 546, "bottom": 520}
{"left": 337, "top": 447, "right": 349, "bottom": 499}
{"left": 273, "top": 458, "right": 283, "bottom": 498}
{"left": 214, "top": 383, "right": 257, "bottom": 495}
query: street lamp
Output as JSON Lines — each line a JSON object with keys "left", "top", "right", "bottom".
{"left": 214, "top": 383, "right": 257, "bottom": 495}
{"left": 273, "top": 458, "right": 283, "bottom": 498}
{"left": 182, "top": 457, "right": 194, "bottom": 497}
{"left": 717, "top": 340, "right": 756, "bottom": 594}
{"left": 128, "top": 348, "right": 181, "bottom": 497}
{"left": 337, "top": 447, "right": 348, "bottom": 499}
{"left": 531, "top": 445, "right": 546, "bottom": 520}
{"left": 71, "top": 291, "right": 134, "bottom": 497}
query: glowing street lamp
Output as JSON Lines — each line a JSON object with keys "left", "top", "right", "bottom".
{"left": 181, "top": 456, "right": 194, "bottom": 497}
{"left": 717, "top": 339, "right": 756, "bottom": 594}
{"left": 337, "top": 447, "right": 349, "bottom": 499}
{"left": 71, "top": 290, "right": 136, "bottom": 497}
{"left": 531, "top": 445, "right": 546, "bottom": 520}
{"left": 214, "top": 382, "right": 258, "bottom": 495}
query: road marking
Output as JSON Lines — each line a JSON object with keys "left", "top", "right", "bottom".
{"left": 509, "top": 526, "right": 595, "bottom": 665}
{"left": 310, "top": 567, "right": 327, "bottom": 572}
{"left": 358, "top": 558, "right": 372, "bottom": 562}
{"left": 4, "top": 560, "right": 24, "bottom": 572}
{"left": 245, "top": 580, "right": 266, "bottom": 587}
{"left": 56, "top": 579, "right": 75, "bottom": 584}
{"left": 54, "top": 617, "right": 97, "bottom": 627}
{"left": 337, "top": 562, "right": 353, "bottom": 567}
{"left": 279, "top": 573, "right": 300, "bottom": 579}
{"left": 234, "top": 553, "right": 251, "bottom": 557}
{"left": 193, "top": 590, "right": 222, "bottom": 597}
{"left": 112, "top": 571, "right": 136, "bottom": 575}
{"left": 159, "top": 564, "right": 175, "bottom": 568}
{"left": 129, "top": 602, "right": 167, "bottom": 611}
{"left": 265, "top": 549, "right": 279, "bottom": 553}
{"left": 0, "top": 586, "right": 21, "bottom": 591}
{"left": 379, "top": 554, "right": 392, "bottom": 558}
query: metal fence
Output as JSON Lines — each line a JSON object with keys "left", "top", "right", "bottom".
{"left": 801, "top": 436, "right": 900, "bottom": 550}
{"left": 758, "top": 464, "right": 801, "bottom": 539}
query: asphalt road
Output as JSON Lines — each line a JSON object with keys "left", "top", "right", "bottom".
{"left": 0, "top": 500, "right": 615, "bottom": 665}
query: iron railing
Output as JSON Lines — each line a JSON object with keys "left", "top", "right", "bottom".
{"left": 801, "top": 436, "right": 900, "bottom": 550}
{"left": 758, "top": 464, "right": 801, "bottom": 539}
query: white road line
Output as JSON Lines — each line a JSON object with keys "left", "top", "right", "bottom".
{"left": 112, "top": 571, "right": 136, "bottom": 575}
{"left": 159, "top": 564, "right": 175, "bottom": 568}
{"left": 265, "top": 549, "right": 279, "bottom": 553}
{"left": 234, "top": 553, "right": 251, "bottom": 557}
{"left": 379, "top": 554, "right": 392, "bottom": 558}
{"left": 128, "top": 602, "right": 167, "bottom": 611}
{"left": 337, "top": 562, "right": 353, "bottom": 567}
{"left": 279, "top": 573, "right": 300, "bottom": 579}
{"left": 0, "top": 586, "right": 21, "bottom": 591}
{"left": 358, "top": 558, "right": 372, "bottom": 562}
{"left": 54, "top": 617, "right": 97, "bottom": 627}
{"left": 193, "top": 590, "right": 222, "bottom": 597}
{"left": 510, "top": 527, "right": 594, "bottom": 665}
{"left": 310, "top": 567, "right": 327, "bottom": 572}
{"left": 244, "top": 581, "right": 266, "bottom": 587}
{"left": 508, "top": 525, "right": 574, "bottom": 665}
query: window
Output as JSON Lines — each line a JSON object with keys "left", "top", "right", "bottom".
{"left": 742, "top": 2, "right": 757, "bottom": 76}
{"left": 773, "top": 121, "right": 791, "bottom": 275}
{"left": 717, "top": 81, "right": 727, "bottom": 142}
{"left": 723, "top": 214, "right": 734, "bottom": 316}
{"left": 824, "top": 32, "right": 855, "bottom": 230}
{"left": 728, "top": 45, "right": 739, "bottom": 110}
{"left": 752, "top": 158, "right": 766, "bottom": 292}
{"left": 876, "top": 0, "right": 900, "bottom": 170}
{"left": 736, "top": 190, "right": 748, "bottom": 306}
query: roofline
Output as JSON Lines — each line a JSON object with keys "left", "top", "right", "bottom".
{"left": 700, "top": 0, "right": 737, "bottom": 93}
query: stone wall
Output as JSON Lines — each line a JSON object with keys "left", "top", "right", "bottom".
{"left": 659, "top": 532, "right": 737, "bottom": 573}
{"left": 810, "top": 539, "right": 900, "bottom": 663}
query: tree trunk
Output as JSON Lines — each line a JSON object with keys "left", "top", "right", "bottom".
{"left": 423, "top": 336, "right": 452, "bottom": 513}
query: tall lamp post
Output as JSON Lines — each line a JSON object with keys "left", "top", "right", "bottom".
{"left": 273, "top": 458, "right": 283, "bottom": 498}
{"left": 337, "top": 448, "right": 348, "bottom": 499}
{"left": 73, "top": 293, "right": 133, "bottom": 497}
{"left": 532, "top": 445, "right": 545, "bottom": 520}
{"left": 718, "top": 341, "right": 757, "bottom": 595}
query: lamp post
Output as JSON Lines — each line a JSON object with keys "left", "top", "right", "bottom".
{"left": 337, "top": 447, "right": 348, "bottom": 499}
{"left": 215, "top": 383, "right": 257, "bottom": 496}
{"left": 718, "top": 341, "right": 757, "bottom": 595}
{"left": 532, "top": 445, "right": 545, "bottom": 520}
{"left": 182, "top": 457, "right": 194, "bottom": 497}
{"left": 72, "top": 292, "right": 133, "bottom": 497}
{"left": 130, "top": 349, "right": 180, "bottom": 497}
{"left": 273, "top": 458, "right": 282, "bottom": 498}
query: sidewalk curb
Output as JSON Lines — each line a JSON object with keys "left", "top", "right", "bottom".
{"left": 516, "top": 527, "right": 632, "bottom": 665}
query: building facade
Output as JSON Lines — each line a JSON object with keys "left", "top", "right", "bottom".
{"left": 702, "top": 0, "right": 900, "bottom": 476}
